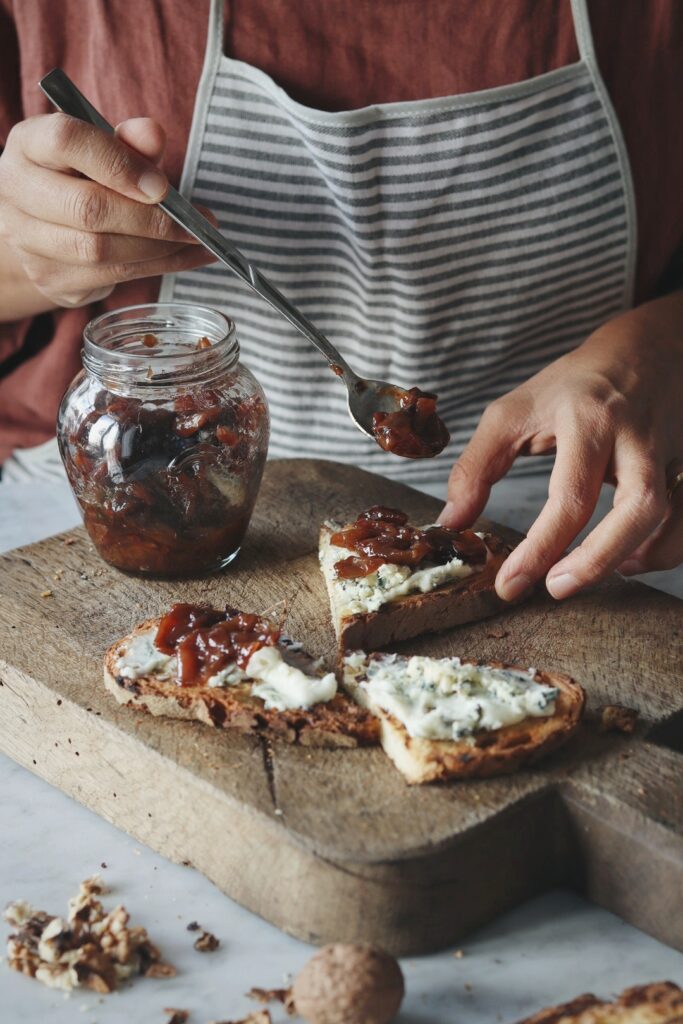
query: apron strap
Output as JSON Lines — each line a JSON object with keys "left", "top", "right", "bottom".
{"left": 210, "top": 0, "right": 225, "bottom": 57}
{"left": 176, "top": 0, "right": 223, "bottom": 200}
{"left": 570, "top": 0, "right": 599, "bottom": 67}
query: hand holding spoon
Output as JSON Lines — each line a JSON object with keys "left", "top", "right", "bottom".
{"left": 39, "top": 69, "right": 449, "bottom": 459}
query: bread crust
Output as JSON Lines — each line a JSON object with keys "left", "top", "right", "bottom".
{"left": 343, "top": 655, "right": 585, "bottom": 784}
{"left": 517, "top": 982, "right": 683, "bottom": 1024}
{"left": 320, "top": 525, "right": 512, "bottom": 653}
{"left": 104, "top": 618, "right": 379, "bottom": 749}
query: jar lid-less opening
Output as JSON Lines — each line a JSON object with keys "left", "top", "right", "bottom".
{"left": 83, "top": 303, "right": 239, "bottom": 388}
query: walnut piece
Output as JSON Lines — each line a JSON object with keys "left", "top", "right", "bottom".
{"left": 210, "top": 1013, "right": 271, "bottom": 1024}
{"left": 145, "top": 961, "right": 177, "bottom": 979}
{"left": 246, "top": 986, "right": 293, "bottom": 1008}
{"left": 164, "top": 1011, "right": 190, "bottom": 1024}
{"left": 3, "top": 876, "right": 173, "bottom": 994}
{"left": 194, "top": 929, "right": 220, "bottom": 953}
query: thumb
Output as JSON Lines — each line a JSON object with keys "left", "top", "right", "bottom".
{"left": 115, "top": 117, "right": 166, "bottom": 165}
{"left": 438, "top": 399, "right": 521, "bottom": 529}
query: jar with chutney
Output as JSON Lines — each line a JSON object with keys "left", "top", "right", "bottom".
{"left": 57, "top": 303, "right": 269, "bottom": 576}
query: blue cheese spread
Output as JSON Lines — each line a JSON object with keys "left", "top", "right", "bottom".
{"left": 343, "top": 653, "right": 558, "bottom": 741}
{"left": 116, "top": 627, "right": 336, "bottom": 711}
{"left": 321, "top": 527, "right": 478, "bottom": 616}
{"left": 115, "top": 630, "right": 175, "bottom": 681}
{"left": 249, "top": 646, "right": 337, "bottom": 711}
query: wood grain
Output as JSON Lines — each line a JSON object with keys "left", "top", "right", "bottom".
{"left": 0, "top": 459, "right": 681, "bottom": 954}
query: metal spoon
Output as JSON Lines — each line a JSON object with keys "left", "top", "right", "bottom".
{"left": 39, "top": 68, "right": 406, "bottom": 440}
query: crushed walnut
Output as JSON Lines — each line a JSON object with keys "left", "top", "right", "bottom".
{"left": 4, "top": 875, "right": 175, "bottom": 994}
{"left": 246, "top": 986, "right": 294, "bottom": 1013}
{"left": 210, "top": 1012, "right": 271, "bottom": 1024}
{"left": 598, "top": 704, "right": 639, "bottom": 734}
{"left": 194, "top": 929, "right": 220, "bottom": 953}
{"left": 164, "top": 1011, "right": 190, "bottom": 1024}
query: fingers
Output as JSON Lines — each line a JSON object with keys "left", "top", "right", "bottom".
{"left": 618, "top": 480, "right": 683, "bottom": 574}
{"left": 115, "top": 118, "right": 166, "bottom": 163}
{"left": 0, "top": 113, "right": 220, "bottom": 308}
{"left": 3, "top": 206, "right": 190, "bottom": 265}
{"left": 2, "top": 163, "right": 190, "bottom": 243}
{"left": 22, "top": 243, "right": 216, "bottom": 307}
{"left": 438, "top": 397, "right": 530, "bottom": 529}
{"left": 16, "top": 113, "right": 168, "bottom": 202}
{"left": 495, "top": 421, "right": 610, "bottom": 601}
{"left": 545, "top": 437, "right": 668, "bottom": 599}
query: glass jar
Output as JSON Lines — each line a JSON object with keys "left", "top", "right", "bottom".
{"left": 57, "top": 303, "right": 269, "bottom": 577}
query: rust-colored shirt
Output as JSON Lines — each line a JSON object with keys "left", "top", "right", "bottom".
{"left": 0, "top": 0, "right": 681, "bottom": 461}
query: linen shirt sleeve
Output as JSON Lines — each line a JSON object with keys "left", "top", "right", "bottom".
{"left": 0, "top": 1, "right": 34, "bottom": 366}
{"left": 0, "top": 0, "right": 22, "bottom": 147}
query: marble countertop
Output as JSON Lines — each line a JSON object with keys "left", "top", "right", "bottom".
{"left": 1, "top": 447, "right": 681, "bottom": 1022}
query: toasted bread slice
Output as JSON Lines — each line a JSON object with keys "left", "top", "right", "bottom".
{"left": 104, "top": 617, "right": 379, "bottom": 748}
{"left": 320, "top": 522, "right": 512, "bottom": 653}
{"left": 517, "top": 982, "right": 683, "bottom": 1024}
{"left": 342, "top": 652, "right": 585, "bottom": 783}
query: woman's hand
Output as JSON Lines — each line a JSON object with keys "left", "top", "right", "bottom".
{"left": 0, "top": 113, "right": 215, "bottom": 313}
{"left": 438, "top": 292, "right": 683, "bottom": 600}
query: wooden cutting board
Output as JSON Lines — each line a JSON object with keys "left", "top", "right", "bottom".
{"left": 1, "top": 459, "right": 682, "bottom": 956}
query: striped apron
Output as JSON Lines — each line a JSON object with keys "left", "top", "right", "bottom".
{"left": 161, "top": 0, "right": 636, "bottom": 485}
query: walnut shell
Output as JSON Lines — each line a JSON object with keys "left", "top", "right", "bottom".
{"left": 291, "top": 943, "right": 404, "bottom": 1024}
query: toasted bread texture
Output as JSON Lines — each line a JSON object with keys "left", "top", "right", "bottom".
{"left": 104, "top": 618, "right": 379, "bottom": 748}
{"left": 517, "top": 982, "right": 683, "bottom": 1024}
{"left": 343, "top": 653, "right": 585, "bottom": 784}
{"left": 319, "top": 523, "right": 512, "bottom": 653}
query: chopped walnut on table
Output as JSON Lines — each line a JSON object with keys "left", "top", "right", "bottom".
{"left": 3, "top": 875, "right": 175, "bottom": 994}
{"left": 246, "top": 985, "right": 293, "bottom": 1008}
{"left": 164, "top": 1010, "right": 190, "bottom": 1024}
{"left": 210, "top": 1012, "right": 272, "bottom": 1024}
{"left": 193, "top": 928, "right": 220, "bottom": 952}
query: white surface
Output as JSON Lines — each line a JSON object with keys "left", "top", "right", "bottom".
{"left": 1, "top": 748, "right": 682, "bottom": 1023}
{"left": 0, "top": 449, "right": 682, "bottom": 1022}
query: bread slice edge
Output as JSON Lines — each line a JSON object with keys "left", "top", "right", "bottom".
{"left": 343, "top": 654, "right": 585, "bottom": 784}
{"left": 104, "top": 617, "right": 379, "bottom": 748}
{"left": 319, "top": 523, "right": 512, "bottom": 653}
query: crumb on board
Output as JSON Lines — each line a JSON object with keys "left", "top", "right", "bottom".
{"left": 3, "top": 876, "right": 174, "bottom": 994}
{"left": 598, "top": 704, "right": 639, "bottom": 734}
{"left": 40, "top": 590, "right": 53, "bottom": 598}
{"left": 485, "top": 625, "right": 509, "bottom": 639}
{"left": 186, "top": 921, "right": 200, "bottom": 932}
{"left": 63, "top": 537, "right": 77, "bottom": 546}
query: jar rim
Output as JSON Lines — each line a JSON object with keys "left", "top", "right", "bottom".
{"left": 83, "top": 303, "right": 238, "bottom": 388}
